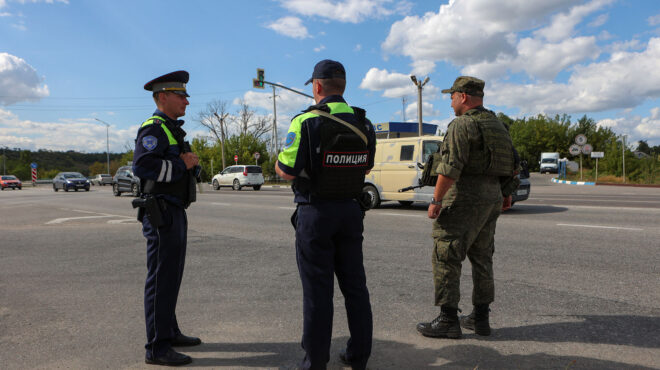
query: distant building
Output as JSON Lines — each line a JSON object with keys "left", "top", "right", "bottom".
{"left": 633, "top": 151, "right": 650, "bottom": 159}
{"left": 373, "top": 122, "right": 438, "bottom": 139}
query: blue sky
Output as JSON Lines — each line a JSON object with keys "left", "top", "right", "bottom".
{"left": 1, "top": 0, "right": 659, "bottom": 153}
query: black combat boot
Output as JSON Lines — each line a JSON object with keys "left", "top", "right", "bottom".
{"left": 416, "top": 308, "right": 461, "bottom": 339}
{"left": 460, "top": 304, "right": 491, "bottom": 336}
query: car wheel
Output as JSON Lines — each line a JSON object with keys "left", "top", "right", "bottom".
{"left": 18, "top": 187, "right": 21, "bottom": 190}
{"left": 74, "top": 188, "right": 79, "bottom": 192}
{"left": 232, "top": 179, "right": 241, "bottom": 191}
{"left": 131, "top": 183, "right": 140, "bottom": 197}
{"left": 85, "top": 187, "right": 90, "bottom": 192}
{"left": 362, "top": 184, "right": 380, "bottom": 209}
{"left": 64, "top": 186, "right": 69, "bottom": 192}
{"left": 53, "top": 184, "right": 58, "bottom": 192}
{"left": 398, "top": 200, "right": 413, "bottom": 206}
{"left": 113, "top": 183, "right": 121, "bottom": 197}
{"left": 212, "top": 179, "right": 220, "bottom": 190}
{"left": 253, "top": 185, "right": 261, "bottom": 191}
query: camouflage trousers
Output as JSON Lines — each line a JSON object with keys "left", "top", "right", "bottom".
{"left": 431, "top": 201, "right": 502, "bottom": 309}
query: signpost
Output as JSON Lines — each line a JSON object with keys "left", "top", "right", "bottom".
{"left": 30, "top": 162, "right": 37, "bottom": 186}
{"left": 591, "top": 151, "right": 604, "bottom": 183}
{"left": 234, "top": 155, "right": 238, "bottom": 165}
{"left": 254, "top": 152, "right": 260, "bottom": 165}
{"left": 570, "top": 135, "right": 592, "bottom": 180}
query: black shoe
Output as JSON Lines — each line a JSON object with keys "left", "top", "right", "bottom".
{"left": 339, "top": 349, "right": 366, "bottom": 370}
{"left": 145, "top": 348, "right": 192, "bottom": 366}
{"left": 460, "top": 311, "right": 491, "bottom": 336}
{"left": 416, "top": 312, "right": 462, "bottom": 338}
{"left": 172, "top": 333, "right": 202, "bottom": 347}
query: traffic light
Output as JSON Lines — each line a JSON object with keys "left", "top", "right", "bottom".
{"left": 253, "top": 68, "right": 265, "bottom": 89}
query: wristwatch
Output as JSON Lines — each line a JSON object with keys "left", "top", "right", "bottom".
{"left": 430, "top": 197, "right": 442, "bottom": 205}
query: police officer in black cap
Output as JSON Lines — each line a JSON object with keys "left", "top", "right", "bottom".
{"left": 275, "top": 60, "right": 376, "bottom": 370}
{"left": 133, "top": 70, "right": 201, "bottom": 366}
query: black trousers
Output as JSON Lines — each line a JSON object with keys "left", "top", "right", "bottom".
{"left": 142, "top": 203, "right": 187, "bottom": 358}
{"left": 295, "top": 200, "right": 373, "bottom": 370}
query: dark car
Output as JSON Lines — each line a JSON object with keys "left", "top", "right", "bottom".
{"left": 0, "top": 175, "right": 22, "bottom": 190}
{"left": 52, "top": 172, "right": 90, "bottom": 192}
{"left": 113, "top": 166, "right": 140, "bottom": 197}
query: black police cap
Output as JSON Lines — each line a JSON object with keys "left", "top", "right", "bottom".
{"left": 144, "top": 70, "right": 190, "bottom": 97}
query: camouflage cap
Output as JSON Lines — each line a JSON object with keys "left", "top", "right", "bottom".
{"left": 441, "top": 76, "right": 485, "bottom": 97}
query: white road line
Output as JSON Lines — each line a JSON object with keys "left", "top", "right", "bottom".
{"left": 278, "top": 206, "right": 297, "bottom": 210}
{"left": 47, "top": 215, "right": 115, "bottom": 224}
{"left": 210, "top": 202, "right": 232, "bottom": 206}
{"left": 532, "top": 197, "right": 660, "bottom": 204}
{"left": 557, "top": 223, "right": 643, "bottom": 231}
{"left": 378, "top": 212, "right": 424, "bottom": 218}
{"left": 520, "top": 203, "right": 660, "bottom": 212}
{"left": 108, "top": 219, "right": 138, "bottom": 224}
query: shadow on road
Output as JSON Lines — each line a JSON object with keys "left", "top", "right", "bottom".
{"left": 182, "top": 334, "right": 655, "bottom": 369}
{"left": 492, "top": 315, "right": 660, "bottom": 348}
{"left": 503, "top": 204, "right": 568, "bottom": 215}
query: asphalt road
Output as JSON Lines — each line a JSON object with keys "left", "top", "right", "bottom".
{"left": 1, "top": 174, "right": 659, "bottom": 369}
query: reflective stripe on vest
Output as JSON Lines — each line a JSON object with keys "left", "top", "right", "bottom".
{"left": 141, "top": 116, "right": 178, "bottom": 145}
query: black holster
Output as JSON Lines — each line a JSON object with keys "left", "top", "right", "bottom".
{"left": 132, "top": 195, "right": 164, "bottom": 227}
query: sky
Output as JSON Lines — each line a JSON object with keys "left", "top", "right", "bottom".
{"left": 1, "top": 0, "right": 659, "bottom": 154}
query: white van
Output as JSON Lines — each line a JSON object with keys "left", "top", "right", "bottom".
{"left": 362, "top": 137, "right": 442, "bottom": 208}
{"left": 539, "top": 152, "right": 560, "bottom": 173}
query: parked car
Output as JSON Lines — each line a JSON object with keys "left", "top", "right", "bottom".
{"left": 212, "top": 165, "right": 264, "bottom": 191}
{"left": 90, "top": 173, "right": 113, "bottom": 186}
{"left": 113, "top": 166, "right": 140, "bottom": 196}
{"left": 52, "top": 172, "right": 90, "bottom": 192}
{"left": 0, "top": 175, "right": 22, "bottom": 190}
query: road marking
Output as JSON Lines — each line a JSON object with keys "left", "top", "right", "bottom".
{"left": 379, "top": 212, "right": 424, "bottom": 218}
{"left": 278, "top": 206, "right": 296, "bottom": 210}
{"left": 210, "top": 202, "right": 232, "bottom": 206}
{"left": 520, "top": 203, "right": 660, "bottom": 212}
{"left": 108, "top": 219, "right": 138, "bottom": 224}
{"left": 532, "top": 197, "right": 660, "bottom": 204}
{"left": 557, "top": 223, "right": 643, "bottom": 231}
{"left": 47, "top": 209, "right": 134, "bottom": 224}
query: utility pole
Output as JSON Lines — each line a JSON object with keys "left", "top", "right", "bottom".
{"left": 410, "top": 75, "right": 430, "bottom": 136}
{"left": 402, "top": 97, "right": 407, "bottom": 122}
{"left": 272, "top": 85, "right": 278, "bottom": 154}
{"left": 2, "top": 147, "right": 5, "bottom": 175}
{"left": 94, "top": 118, "right": 111, "bottom": 175}
{"left": 622, "top": 134, "right": 627, "bottom": 184}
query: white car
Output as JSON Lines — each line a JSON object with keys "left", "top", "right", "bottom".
{"left": 212, "top": 165, "right": 264, "bottom": 191}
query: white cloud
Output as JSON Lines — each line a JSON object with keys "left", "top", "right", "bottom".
{"left": 648, "top": 13, "right": 660, "bottom": 26}
{"left": 266, "top": 16, "right": 309, "bottom": 39}
{"left": 237, "top": 86, "right": 314, "bottom": 116}
{"left": 533, "top": 0, "right": 613, "bottom": 42}
{"left": 404, "top": 101, "right": 440, "bottom": 121}
{"left": 383, "top": 0, "right": 580, "bottom": 69}
{"left": 279, "top": 0, "right": 407, "bottom": 23}
{"left": 596, "top": 108, "right": 660, "bottom": 146}
{"left": 0, "top": 53, "right": 49, "bottom": 105}
{"left": 0, "top": 109, "right": 136, "bottom": 152}
{"left": 313, "top": 44, "right": 326, "bottom": 52}
{"left": 359, "top": 67, "right": 438, "bottom": 99}
{"left": 463, "top": 36, "right": 600, "bottom": 81}
{"left": 354, "top": 44, "right": 362, "bottom": 52}
{"left": 588, "top": 13, "right": 608, "bottom": 28}
{"left": 487, "top": 37, "right": 660, "bottom": 115}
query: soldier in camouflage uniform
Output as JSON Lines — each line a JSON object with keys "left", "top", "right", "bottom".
{"left": 416, "top": 76, "right": 517, "bottom": 339}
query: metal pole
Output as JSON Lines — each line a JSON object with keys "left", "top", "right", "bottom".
{"left": 580, "top": 154, "right": 583, "bottom": 181}
{"left": 417, "top": 84, "right": 423, "bottom": 136}
{"left": 595, "top": 157, "right": 599, "bottom": 184}
{"left": 105, "top": 125, "right": 110, "bottom": 174}
{"left": 622, "top": 135, "right": 626, "bottom": 184}
{"left": 94, "top": 118, "right": 111, "bottom": 175}
{"left": 2, "top": 147, "right": 5, "bottom": 175}
{"left": 272, "top": 85, "right": 278, "bottom": 155}
{"left": 211, "top": 158, "right": 214, "bottom": 176}
{"left": 402, "top": 97, "right": 407, "bottom": 122}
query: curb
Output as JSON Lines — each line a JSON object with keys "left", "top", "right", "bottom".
{"left": 552, "top": 178, "right": 595, "bottom": 186}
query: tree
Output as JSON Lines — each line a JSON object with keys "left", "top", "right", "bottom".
{"left": 197, "top": 99, "right": 230, "bottom": 169}
{"left": 636, "top": 140, "right": 651, "bottom": 154}
{"left": 89, "top": 161, "right": 107, "bottom": 175}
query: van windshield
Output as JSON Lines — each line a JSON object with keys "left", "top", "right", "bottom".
{"left": 541, "top": 158, "right": 557, "bottom": 163}
{"left": 422, "top": 141, "right": 442, "bottom": 163}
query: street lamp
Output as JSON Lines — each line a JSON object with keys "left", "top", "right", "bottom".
{"left": 410, "top": 75, "right": 430, "bottom": 136}
{"left": 94, "top": 118, "right": 111, "bottom": 175}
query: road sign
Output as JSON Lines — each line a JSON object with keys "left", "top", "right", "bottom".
{"left": 575, "top": 134, "right": 587, "bottom": 146}
{"left": 234, "top": 155, "right": 238, "bottom": 161}
{"left": 254, "top": 152, "right": 260, "bottom": 160}
{"left": 31, "top": 168, "right": 37, "bottom": 183}
{"left": 569, "top": 144, "right": 581, "bottom": 155}
{"left": 582, "top": 143, "right": 593, "bottom": 155}
{"left": 591, "top": 151, "right": 604, "bottom": 158}
{"left": 31, "top": 162, "right": 37, "bottom": 169}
